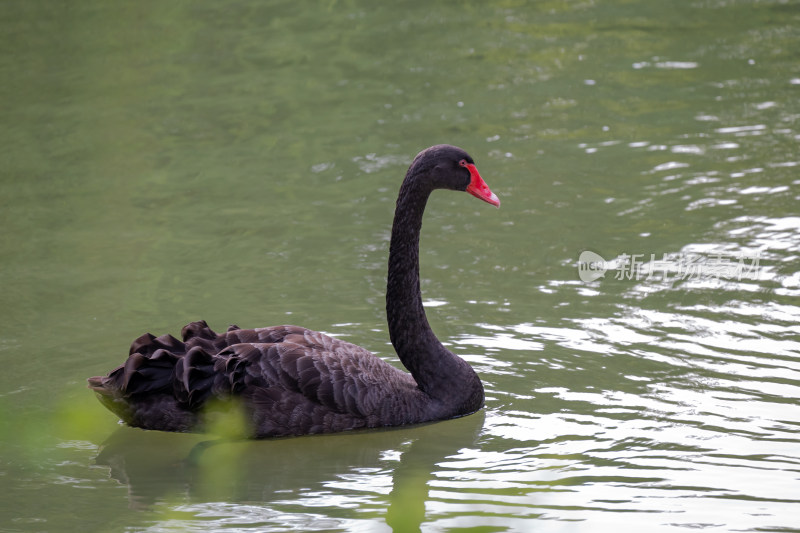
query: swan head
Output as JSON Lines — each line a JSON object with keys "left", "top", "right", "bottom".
{"left": 409, "top": 144, "right": 500, "bottom": 207}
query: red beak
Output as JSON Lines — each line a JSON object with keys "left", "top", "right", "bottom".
{"left": 464, "top": 163, "right": 500, "bottom": 207}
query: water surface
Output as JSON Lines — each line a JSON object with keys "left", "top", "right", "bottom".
{"left": 1, "top": 1, "right": 799, "bottom": 531}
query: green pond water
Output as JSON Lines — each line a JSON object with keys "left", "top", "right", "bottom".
{"left": 2, "top": 1, "right": 799, "bottom": 531}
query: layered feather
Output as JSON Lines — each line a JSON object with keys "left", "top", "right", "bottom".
{"left": 89, "top": 321, "right": 428, "bottom": 437}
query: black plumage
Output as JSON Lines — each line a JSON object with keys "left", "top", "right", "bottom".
{"left": 88, "top": 144, "right": 500, "bottom": 438}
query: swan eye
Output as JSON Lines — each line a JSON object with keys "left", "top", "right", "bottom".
{"left": 459, "top": 159, "right": 468, "bottom": 167}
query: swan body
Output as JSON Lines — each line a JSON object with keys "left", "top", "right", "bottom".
{"left": 89, "top": 144, "right": 500, "bottom": 438}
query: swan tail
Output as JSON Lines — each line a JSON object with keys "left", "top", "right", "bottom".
{"left": 89, "top": 343, "right": 221, "bottom": 432}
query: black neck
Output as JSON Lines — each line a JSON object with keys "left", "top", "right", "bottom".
{"left": 386, "top": 176, "right": 457, "bottom": 396}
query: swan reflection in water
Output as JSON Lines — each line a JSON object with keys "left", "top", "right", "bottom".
{"left": 95, "top": 411, "right": 485, "bottom": 531}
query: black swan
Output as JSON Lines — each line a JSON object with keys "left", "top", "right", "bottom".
{"left": 88, "top": 144, "right": 500, "bottom": 438}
